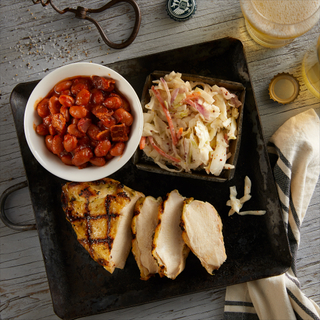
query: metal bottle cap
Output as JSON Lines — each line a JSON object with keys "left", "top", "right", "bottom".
{"left": 166, "top": 0, "right": 197, "bottom": 22}
{"left": 269, "top": 73, "right": 300, "bottom": 104}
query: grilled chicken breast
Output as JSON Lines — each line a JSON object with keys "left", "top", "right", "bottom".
{"left": 152, "top": 190, "right": 190, "bottom": 279}
{"left": 61, "top": 178, "right": 144, "bottom": 273}
{"left": 131, "top": 196, "right": 162, "bottom": 280}
{"left": 181, "top": 198, "right": 227, "bottom": 274}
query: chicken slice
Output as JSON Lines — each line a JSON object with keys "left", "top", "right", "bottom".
{"left": 61, "top": 178, "right": 144, "bottom": 273}
{"left": 181, "top": 198, "right": 227, "bottom": 274}
{"left": 152, "top": 189, "right": 190, "bottom": 279}
{"left": 131, "top": 196, "right": 162, "bottom": 280}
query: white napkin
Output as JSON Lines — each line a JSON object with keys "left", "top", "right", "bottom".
{"left": 224, "top": 108, "right": 320, "bottom": 320}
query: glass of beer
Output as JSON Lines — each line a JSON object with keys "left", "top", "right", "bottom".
{"left": 240, "top": 0, "right": 320, "bottom": 48}
{"left": 302, "top": 36, "right": 320, "bottom": 98}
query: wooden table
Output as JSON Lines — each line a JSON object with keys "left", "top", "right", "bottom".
{"left": 1, "top": 1, "right": 319, "bottom": 319}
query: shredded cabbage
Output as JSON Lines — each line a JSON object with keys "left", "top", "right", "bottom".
{"left": 227, "top": 176, "right": 266, "bottom": 216}
{"left": 141, "top": 72, "right": 242, "bottom": 175}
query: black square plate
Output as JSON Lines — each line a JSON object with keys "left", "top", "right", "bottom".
{"left": 10, "top": 37, "right": 291, "bottom": 320}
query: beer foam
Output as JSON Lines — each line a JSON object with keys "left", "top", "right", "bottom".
{"left": 252, "top": 0, "right": 320, "bottom": 24}
{"left": 241, "top": 0, "right": 320, "bottom": 38}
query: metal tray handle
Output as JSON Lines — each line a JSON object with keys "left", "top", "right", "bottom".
{"left": 0, "top": 181, "right": 37, "bottom": 231}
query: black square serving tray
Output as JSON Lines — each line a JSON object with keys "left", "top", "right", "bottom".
{"left": 10, "top": 37, "right": 292, "bottom": 320}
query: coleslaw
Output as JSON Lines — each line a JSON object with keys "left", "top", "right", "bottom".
{"left": 140, "top": 71, "right": 242, "bottom": 176}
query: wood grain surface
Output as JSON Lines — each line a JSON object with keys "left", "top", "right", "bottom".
{"left": 1, "top": 1, "right": 319, "bottom": 319}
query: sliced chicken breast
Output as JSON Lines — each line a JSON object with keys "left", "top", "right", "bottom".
{"left": 132, "top": 196, "right": 162, "bottom": 280}
{"left": 152, "top": 189, "right": 190, "bottom": 279}
{"left": 61, "top": 178, "right": 144, "bottom": 273}
{"left": 181, "top": 198, "right": 227, "bottom": 274}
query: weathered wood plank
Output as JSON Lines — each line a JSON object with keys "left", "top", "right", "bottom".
{"left": 1, "top": 0, "right": 319, "bottom": 319}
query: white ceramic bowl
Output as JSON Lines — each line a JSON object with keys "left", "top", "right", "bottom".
{"left": 24, "top": 62, "right": 143, "bottom": 182}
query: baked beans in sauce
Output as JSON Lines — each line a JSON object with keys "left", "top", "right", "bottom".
{"left": 35, "top": 75, "right": 134, "bottom": 168}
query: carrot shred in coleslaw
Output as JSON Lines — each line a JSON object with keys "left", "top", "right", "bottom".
{"left": 151, "top": 86, "right": 178, "bottom": 146}
{"left": 148, "top": 136, "right": 180, "bottom": 163}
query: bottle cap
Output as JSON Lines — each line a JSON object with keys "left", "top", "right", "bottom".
{"left": 268, "top": 73, "right": 300, "bottom": 104}
{"left": 166, "top": 0, "right": 197, "bottom": 22}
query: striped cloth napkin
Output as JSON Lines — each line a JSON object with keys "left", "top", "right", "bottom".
{"left": 224, "top": 108, "right": 320, "bottom": 320}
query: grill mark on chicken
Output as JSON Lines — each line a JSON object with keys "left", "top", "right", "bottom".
{"left": 79, "top": 187, "right": 93, "bottom": 198}
{"left": 65, "top": 208, "right": 74, "bottom": 221}
{"left": 179, "top": 220, "right": 185, "bottom": 231}
{"left": 69, "top": 182, "right": 82, "bottom": 187}
{"left": 156, "top": 203, "right": 164, "bottom": 226}
{"left": 105, "top": 195, "right": 118, "bottom": 218}
{"left": 133, "top": 206, "right": 140, "bottom": 217}
{"left": 90, "top": 179, "right": 108, "bottom": 186}
{"left": 87, "top": 215, "right": 95, "bottom": 258}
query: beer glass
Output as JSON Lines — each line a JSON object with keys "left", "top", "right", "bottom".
{"left": 240, "top": 0, "right": 320, "bottom": 48}
{"left": 302, "top": 36, "right": 320, "bottom": 98}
